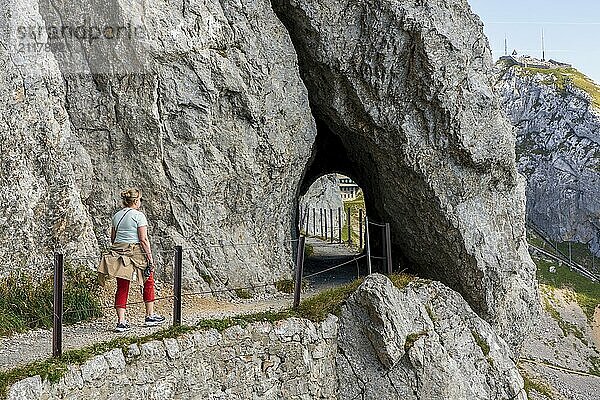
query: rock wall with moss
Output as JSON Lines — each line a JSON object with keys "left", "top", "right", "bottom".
{"left": 6, "top": 275, "right": 525, "bottom": 400}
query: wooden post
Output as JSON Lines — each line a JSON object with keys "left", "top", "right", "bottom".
{"left": 359, "top": 209, "right": 363, "bottom": 249}
{"left": 293, "top": 236, "right": 306, "bottom": 308}
{"left": 338, "top": 207, "right": 342, "bottom": 243}
{"left": 385, "top": 223, "right": 392, "bottom": 275}
{"left": 305, "top": 207, "right": 310, "bottom": 234}
{"left": 324, "top": 209, "right": 328, "bottom": 241}
{"left": 320, "top": 208, "right": 323, "bottom": 236}
{"left": 365, "top": 217, "right": 372, "bottom": 275}
{"left": 173, "top": 246, "right": 183, "bottom": 326}
{"left": 53, "top": 253, "right": 64, "bottom": 358}
{"left": 347, "top": 207, "right": 352, "bottom": 244}
{"left": 330, "top": 209, "right": 334, "bottom": 243}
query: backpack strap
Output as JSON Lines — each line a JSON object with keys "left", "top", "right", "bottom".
{"left": 114, "top": 209, "right": 133, "bottom": 236}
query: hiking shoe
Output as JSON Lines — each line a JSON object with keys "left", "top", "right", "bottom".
{"left": 115, "top": 321, "right": 131, "bottom": 332}
{"left": 144, "top": 314, "right": 166, "bottom": 327}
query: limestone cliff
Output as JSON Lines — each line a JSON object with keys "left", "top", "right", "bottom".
{"left": 0, "top": 0, "right": 537, "bottom": 353}
{"left": 0, "top": 0, "right": 315, "bottom": 290}
{"left": 495, "top": 61, "right": 600, "bottom": 255}
{"left": 273, "top": 0, "right": 538, "bottom": 350}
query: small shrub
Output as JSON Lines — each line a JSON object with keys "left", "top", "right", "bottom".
{"left": 234, "top": 289, "right": 252, "bottom": 299}
{"left": 199, "top": 272, "right": 213, "bottom": 285}
{"left": 275, "top": 279, "right": 295, "bottom": 294}
{"left": 404, "top": 331, "right": 428, "bottom": 351}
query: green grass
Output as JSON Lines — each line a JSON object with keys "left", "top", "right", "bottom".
{"left": 304, "top": 243, "right": 315, "bottom": 257}
{"left": 517, "top": 66, "right": 600, "bottom": 110}
{"left": 534, "top": 256, "right": 600, "bottom": 322}
{"left": 295, "top": 279, "right": 365, "bottom": 321}
{"left": 471, "top": 330, "right": 490, "bottom": 357}
{"left": 542, "top": 296, "right": 587, "bottom": 344}
{"left": 0, "top": 266, "right": 102, "bottom": 337}
{"left": 521, "top": 369, "right": 554, "bottom": 399}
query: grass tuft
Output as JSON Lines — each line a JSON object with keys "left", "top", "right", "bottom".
{"left": 295, "top": 279, "right": 364, "bottom": 322}
{"left": 0, "top": 266, "right": 102, "bottom": 337}
{"left": 520, "top": 369, "right": 554, "bottom": 399}
{"left": 404, "top": 331, "right": 428, "bottom": 351}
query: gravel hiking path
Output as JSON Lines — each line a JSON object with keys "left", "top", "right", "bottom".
{"left": 303, "top": 236, "right": 364, "bottom": 291}
{"left": 0, "top": 237, "right": 360, "bottom": 372}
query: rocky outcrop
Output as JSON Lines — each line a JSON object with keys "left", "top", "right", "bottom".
{"left": 495, "top": 62, "right": 600, "bottom": 255}
{"left": 298, "top": 174, "right": 345, "bottom": 234}
{"left": 2, "top": 0, "right": 538, "bottom": 353}
{"left": 7, "top": 275, "right": 526, "bottom": 400}
{"left": 299, "top": 174, "right": 343, "bottom": 213}
{"left": 272, "top": 0, "right": 539, "bottom": 350}
{"left": 0, "top": 0, "right": 315, "bottom": 288}
{"left": 338, "top": 274, "right": 525, "bottom": 399}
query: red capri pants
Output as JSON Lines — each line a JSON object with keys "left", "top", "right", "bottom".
{"left": 115, "top": 272, "right": 155, "bottom": 309}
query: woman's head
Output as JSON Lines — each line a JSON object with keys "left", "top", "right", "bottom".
{"left": 121, "top": 188, "right": 142, "bottom": 208}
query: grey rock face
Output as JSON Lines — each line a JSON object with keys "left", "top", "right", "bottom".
{"left": 496, "top": 65, "right": 600, "bottom": 254}
{"left": 338, "top": 274, "right": 526, "bottom": 400}
{"left": 1, "top": 0, "right": 315, "bottom": 288}
{"left": 299, "top": 174, "right": 343, "bottom": 213}
{"left": 298, "top": 174, "right": 345, "bottom": 234}
{"left": 273, "top": 0, "right": 539, "bottom": 350}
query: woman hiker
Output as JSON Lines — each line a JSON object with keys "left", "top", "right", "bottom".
{"left": 98, "top": 188, "right": 165, "bottom": 332}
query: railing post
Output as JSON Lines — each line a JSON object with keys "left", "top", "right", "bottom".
{"left": 338, "top": 207, "right": 342, "bottom": 243}
{"left": 359, "top": 209, "right": 363, "bottom": 249}
{"left": 306, "top": 207, "right": 310, "bottom": 235}
{"left": 347, "top": 207, "right": 352, "bottom": 244}
{"left": 320, "top": 208, "right": 323, "bottom": 236}
{"left": 173, "top": 246, "right": 183, "bottom": 326}
{"left": 324, "top": 209, "right": 328, "bottom": 241}
{"left": 385, "top": 223, "right": 393, "bottom": 275}
{"left": 330, "top": 209, "right": 334, "bottom": 244}
{"left": 365, "top": 217, "right": 372, "bottom": 275}
{"left": 53, "top": 253, "right": 64, "bottom": 358}
{"left": 294, "top": 236, "right": 306, "bottom": 308}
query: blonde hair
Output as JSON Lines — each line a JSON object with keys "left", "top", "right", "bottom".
{"left": 121, "top": 188, "right": 141, "bottom": 207}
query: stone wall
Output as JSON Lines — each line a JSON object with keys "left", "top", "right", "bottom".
{"left": 7, "top": 317, "right": 339, "bottom": 400}
{"left": 7, "top": 275, "right": 525, "bottom": 400}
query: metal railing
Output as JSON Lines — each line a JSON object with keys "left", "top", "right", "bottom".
{"left": 45, "top": 220, "right": 393, "bottom": 358}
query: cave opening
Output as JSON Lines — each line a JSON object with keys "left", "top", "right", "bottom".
{"left": 295, "top": 117, "right": 414, "bottom": 288}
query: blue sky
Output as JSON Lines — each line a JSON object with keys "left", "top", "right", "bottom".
{"left": 468, "top": 0, "right": 600, "bottom": 83}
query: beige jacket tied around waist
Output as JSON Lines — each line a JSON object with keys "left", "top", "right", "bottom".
{"left": 98, "top": 243, "right": 147, "bottom": 285}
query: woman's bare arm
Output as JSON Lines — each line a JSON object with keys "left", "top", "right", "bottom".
{"left": 137, "top": 226, "right": 154, "bottom": 265}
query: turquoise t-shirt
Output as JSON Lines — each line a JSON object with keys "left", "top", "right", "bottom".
{"left": 112, "top": 208, "right": 148, "bottom": 244}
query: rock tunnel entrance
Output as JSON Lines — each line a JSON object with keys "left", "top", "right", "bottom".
{"left": 274, "top": 0, "right": 538, "bottom": 351}
{"left": 296, "top": 117, "right": 413, "bottom": 288}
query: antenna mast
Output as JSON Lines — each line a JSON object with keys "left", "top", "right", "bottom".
{"left": 541, "top": 28, "right": 545, "bottom": 61}
{"left": 504, "top": 35, "right": 508, "bottom": 56}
